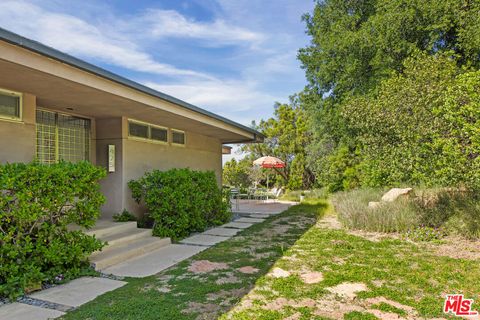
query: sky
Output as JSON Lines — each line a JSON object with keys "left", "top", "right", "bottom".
{"left": 0, "top": 0, "right": 314, "bottom": 161}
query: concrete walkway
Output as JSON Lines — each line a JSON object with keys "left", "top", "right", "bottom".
{"left": 0, "top": 200, "right": 295, "bottom": 320}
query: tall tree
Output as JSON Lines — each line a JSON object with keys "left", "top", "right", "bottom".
{"left": 243, "top": 96, "right": 314, "bottom": 189}
{"left": 298, "top": 0, "right": 480, "bottom": 190}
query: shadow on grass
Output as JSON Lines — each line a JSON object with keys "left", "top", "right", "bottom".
{"left": 61, "top": 201, "right": 328, "bottom": 320}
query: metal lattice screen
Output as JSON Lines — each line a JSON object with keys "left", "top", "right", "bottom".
{"left": 36, "top": 110, "right": 90, "bottom": 164}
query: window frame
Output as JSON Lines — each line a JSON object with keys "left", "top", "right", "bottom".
{"left": 0, "top": 88, "right": 22, "bottom": 122}
{"left": 35, "top": 108, "right": 92, "bottom": 164}
{"left": 171, "top": 129, "right": 186, "bottom": 146}
{"left": 127, "top": 119, "right": 169, "bottom": 144}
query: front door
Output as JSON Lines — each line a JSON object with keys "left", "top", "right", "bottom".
{"left": 36, "top": 109, "right": 91, "bottom": 164}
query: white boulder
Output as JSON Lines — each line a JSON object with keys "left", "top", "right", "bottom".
{"left": 381, "top": 188, "right": 413, "bottom": 202}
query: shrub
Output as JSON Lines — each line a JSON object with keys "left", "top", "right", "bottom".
{"left": 129, "top": 168, "right": 231, "bottom": 240}
{"left": 404, "top": 227, "right": 446, "bottom": 242}
{"left": 332, "top": 189, "right": 420, "bottom": 233}
{"left": 415, "top": 189, "right": 480, "bottom": 239}
{"left": 0, "top": 161, "right": 106, "bottom": 299}
{"left": 113, "top": 209, "right": 137, "bottom": 222}
{"left": 137, "top": 213, "right": 155, "bottom": 229}
{"left": 333, "top": 188, "right": 480, "bottom": 238}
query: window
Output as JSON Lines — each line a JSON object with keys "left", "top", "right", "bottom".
{"left": 151, "top": 126, "right": 168, "bottom": 142}
{"left": 128, "top": 120, "right": 168, "bottom": 143}
{"left": 0, "top": 89, "right": 21, "bottom": 120}
{"left": 172, "top": 130, "right": 185, "bottom": 145}
{"left": 36, "top": 110, "right": 90, "bottom": 164}
{"left": 128, "top": 121, "right": 149, "bottom": 139}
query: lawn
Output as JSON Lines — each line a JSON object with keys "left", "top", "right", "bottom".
{"left": 62, "top": 201, "right": 480, "bottom": 319}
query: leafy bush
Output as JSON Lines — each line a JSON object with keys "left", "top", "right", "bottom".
{"left": 0, "top": 161, "right": 106, "bottom": 299}
{"left": 137, "top": 213, "right": 155, "bottom": 229}
{"left": 129, "top": 168, "right": 231, "bottom": 240}
{"left": 404, "top": 227, "right": 446, "bottom": 242}
{"left": 414, "top": 189, "right": 480, "bottom": 239}
{"left": 333, "top": 189, "right": 420, "bottom": 233}
{"left": 343, "top": 53, "right": 480, "bottom": 190}
{"left": 113, "top": 209, "right": 137, "bottom": 222}
{"left": 333, "top": 188, "right": 480, "bottom": 238}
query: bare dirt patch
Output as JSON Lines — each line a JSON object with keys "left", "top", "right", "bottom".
{"left": 300, "top": 271, "right": 323, "bottom": 284}
{"left": 188, "top": 260, "right": 229, "bottom": 273}
{"left": 347, "top": 230, "right": 401, "bottom": 242}
{"left": 426, "top": 236, "right": 480, "bottom": 260}
{"left": 326, "top": 282, "right": 368, "bottom": 300}
{"left": 316, "top": 215, "right": 342, "bottom": 229}
{"left": 215, "top": 273, "right": 241, "bottom": 285}
{"left": 237, "top": 266, "right": 259, "bottom": 274}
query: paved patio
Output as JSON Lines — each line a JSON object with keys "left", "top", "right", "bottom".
{"left": 232, "top": 199, "right": 297, "bottom": 214}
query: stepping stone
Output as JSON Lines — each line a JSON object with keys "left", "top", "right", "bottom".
{"left": 179, "top": 234, "right": 229, "bottom": 246}
{"left": 236, "top": 217, "right": 265, "bottom": 223}
{"left": 248, "top": 213, "right": 271, "bottom": 219}
{"left": 223, "top": 222, "right": 253, "bottom": 229}
{"left": 0, "top": 303, "right": 65, "bottom": 320}
{"left": 102, "top": 244, "right": 205, "bottom": 277}
{"left": 29, "top": 277, "right": 126, "bottom": 308}
{"left": 203, "top": 227, "right": 240, "bottom": 237}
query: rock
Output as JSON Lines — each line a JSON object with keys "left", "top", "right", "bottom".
{"left": 381, "top": 188, "right": 413, "bottom": 202}
{"left": 368, "top": 201, "right": 382, "bottom": 209}
{"left": 269, "top": 267, "right": 291, "bottom": 278}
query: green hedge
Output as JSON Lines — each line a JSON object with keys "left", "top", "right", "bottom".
{"left": 0, "top": 161, "right": 106, "bottom": 299}
{"left": 129, "top": 168, "right": 231, "bottom": 240}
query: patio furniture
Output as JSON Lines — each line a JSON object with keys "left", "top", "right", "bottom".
{"left": 230, "top": 188, "right": 240, "bottom": 211}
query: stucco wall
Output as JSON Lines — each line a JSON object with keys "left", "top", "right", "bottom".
{"left": 0, "top": 93, "right": 36, "bottom": 163}
{"left": 95, "top": 117, "right": 222, "bottom": 218}
{"left": 95, "top": 117, "right": 124, "bottom": 218}
{"left": 123, "top": 129, "right": 222, "bottom": 216}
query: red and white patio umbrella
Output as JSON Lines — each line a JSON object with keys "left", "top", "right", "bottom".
{"left": 253, "top": 156, "right": 285, "bottom": 188}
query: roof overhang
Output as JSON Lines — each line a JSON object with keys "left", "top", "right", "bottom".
{"left": 0, "top": 28, "right": 264, "bottom": 144}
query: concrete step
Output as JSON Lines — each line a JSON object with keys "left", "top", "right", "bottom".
{"left": 91, "top": 237, "right": 171, "bottom": 270}
{"left": 85, "top": 220, "right": 138, "bottom": 238}
{"left": 100, "top": 228, "right": 152, "bottom": 247}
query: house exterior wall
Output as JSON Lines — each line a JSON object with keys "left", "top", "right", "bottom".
{"left": 0, "top": 93, "right": 36, "bottom": 163}
{"left": 122, "top": 123, "right": 223, "bottom": 217}
{"left": 95, "top": 117, "right": 125, "bottom": 217}
{"left": 95, "top": 117, "right": 223, "bottom": 219}
{"left": 0, "top": 86, "right": 224, "bottom": 220}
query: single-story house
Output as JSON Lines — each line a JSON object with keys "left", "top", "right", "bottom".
{"left": 0, "top": 27, "right": 263, "bottom": 219}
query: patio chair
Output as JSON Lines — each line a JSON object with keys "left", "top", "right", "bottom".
{"left": 230, "top": 188, "right": 240, "bottom": 211}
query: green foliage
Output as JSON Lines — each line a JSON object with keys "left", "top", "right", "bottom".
{"left": 334, "top": 187, "right": 480, "bottom": 238}
{"left": 333, "top": 189, "right": 420, "bottom": 233}
{"left": 0, "top": 161, "right": 106, "bottom": 299}
{"left": 344, "top": 53, "right": 480, "bottom": 189}
{"left": 298, "top": 0, "right": 480, "bottom": 191}
{"left": 222, "top": 157, "right": 253, "bottom": 188}
{"left": 113, "top": 209, "right": 137, "bottom": 222}
{"left": 242, "top": 96, "right": 315, "bottom": 189}
{"left": 129, "top": 168, "right": 231, "bottom": 240}
{"left": 280, "top": 189, "right": 328, "bottom": 202}
{"left": 404, "top": 227, "right": 446, "bottom": 242}
{"left": 137, "top": 213, "right": 155, "bottom": 229}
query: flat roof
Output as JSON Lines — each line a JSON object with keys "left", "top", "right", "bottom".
{"left": 0, "top": 27, "right": 263, "bottom": 141}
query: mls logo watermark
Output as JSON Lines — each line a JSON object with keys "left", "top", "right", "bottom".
{"left": 444, "top": 294, "right": 478, "bottom": 317}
